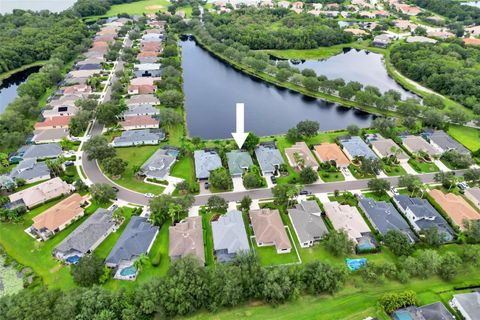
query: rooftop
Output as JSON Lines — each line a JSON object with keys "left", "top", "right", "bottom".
{"left": 120, "top": 115, "right": 159, "bottom": 129}
{"left": 140, "top": 148, "right": 177, "bottom": 179}
{"left": 113, "top": 129, "right": 164, "bottom": 145}
{"left": 169, "top": 216, "right": 205, "bottom": 265}
{"left": 339, "top": 136, "right": 378, "bottom": 160}
{"left": 428, "top": 130, "right": 470, "bottom": 154}
{"left": 9, "top": 159, "right": 50, "bottom": 182}
{"left": 249, "top": 208, "right": 292, "bottom": 252}
{"left": 288, "top": 204, "right": 328, "bottom": 244}
{"left": 324, "top": 202, "right": 371, "bottom": 243}
{"left": 401, "top": 135, "right": 438, "bottom": 156}
{"left": 254, "top": 144, "right": 284, "bottom": 174}
{"left": 371, "top": 138, "right": 409, "bottom": 160}
{"left": 125, "top": 94, "right": 160, "bottom": 106}
{"left": 429, "top": 190, "right": 480, "bottom": 229}
{"left": 226, "top": 150, "right": 254, "bottom": 176}
{"left": 313, "top": 143, "right": 350, "bottom": 166}
{"left": 452, "top": 292, "right": 480, "bottom": 319}
{"left": 212, "top": 210, "right": 250, "bottom": 261}
{"left": 194, "top": 150, "right": 223, "bottom": 179}
{"left": 285, "top": 141, "right": 318, "bottom": 169}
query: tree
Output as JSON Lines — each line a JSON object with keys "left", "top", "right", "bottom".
{"left": 159, "top": 90, "right": 183, "bottom": 108}
{"left": 421, "top": 226, "right": 443, "bottom": 248}
{"left": 71, "top": 255, "right": 105, "bottom": 287}
{"left": 275, "top": 68, "right": 292, "bottom": 82}
{"left": 398, "top": 175, "right": 422, "bottom": 194}
{"left": 96, "top": 102, "right": 123, "bottom": 127}
{"left": 91, "top": 183, "right": 116, "bottom": 203}
{"left": 69, "top": 110, "right": 92, "bottom": 137}
{"left": 272, "top": 184, "right": 299, "bottom": 207}
{"left": 372, "top": 117, "right": 396, "bottom": 138}
{"left": 464, "top": 168, "right": 480, "bottom": 184}
{"left": 296, "top": 120, "right": 319, "bottom": 138}
{"left": 423, "top": 94, "right": 445, "bottom": 109}
{"left": 76, "top": 98, "right": 98, "bottom": 112}
{"left": 302, "top": 261, "right": 347, "bottom": 295}
{"left": 441, "top": 150, "right": 473, "bottom": 169}
{"left": 303, "top": 76, "right": 320, "bottom": 92}
{"left": 286, "top": 127, "right": 301, "bottom": 142}
{"left": 101, "top": 157, "right": 127, "bottom": 177}
{"left": 438, "top": 252, "right": 461, "bottom": 281}
{"left": 422, "top": 109, "right": 445, "bottom": 128}
{"left": 346, "top": 124, "right": 360, "bottom": 136}
{"left": 324, "top": 230, "right": 354, "bottom": 257}
{"left": 261, "top": 266, "right": 298, "bottom": 306}
{"left": 299, "top": 167, "right": 318, "bottom": 184}
{"left": 209, "top": 167, "right": 232, "bottom": 191}
{"left": 83, "top": 136, "right": 116, "bottom": 161}
{"left": 207, "top": 195, "right": 228, "bottom": 213}
{"left": 360, "top": 157, "right": 383, "bottom": 175}
{"left": 160, "top": 109, "right": 183, "bottom": 128}
{"left": 416, "top": 249, "right": 442, "bottom": 278}
{"left": 384, "top": 230, "right": 414, "bottom": 256}
{"left": 301, "top": 68, "right": 316, "bottom": 77}
{"left": 239, "top": 195, "right": 252, "bottom": 212}
{"left": 367, "top": 178, "right": 391, "bottom": 195}
{"left": 380, "top": 291, "right": 417, "bottom": 314}
{"left": 434, "top": 171, "right": 455, "bottom": 189}
{"left": 243, "top": 133, "right": 260, "bottom": 152}
{"left": 149, "top": 194, "right": 194, "bottom": 226}
{"left": 402, "top": 117, "right": 417, "bottom": 130}
{"left": 243, "top": 171, "right": 263, "bottom": 189}
{"left": 464, "top": 220, "right": 480, "bottom": 243}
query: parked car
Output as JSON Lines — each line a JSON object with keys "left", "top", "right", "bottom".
{"left": 270, "top": 175, "right": 277, "bottom": 184}
{"left": 145, "top": 193, "right": 154, "bottom": 198}
{"left": 204, "top": 182, "right": 209, "bottom": 190}
{"left": 299, "top": 190, "right": 309, "bottom": 195}
{"left": 390, "top": 187, "right": 399, "bottom": 195}
{"left": 457, "top": 182, "right": 468, "bottom": 191}
{"left": 64, "top": 161, "right": 74, "bottom": 167}
{"left": 112, "top": 186, "right": 120, "bottom": 192}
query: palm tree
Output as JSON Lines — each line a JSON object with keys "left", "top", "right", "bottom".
{"left": 293, "top": 152, "right": 305, "bottom": 169}
{"left": 133, "top": 254, "right": 149, "bottom": 271}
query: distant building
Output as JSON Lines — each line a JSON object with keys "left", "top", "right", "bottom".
{"left": 194, "top": 150, "right": 222, "bottom": 180}
{"left": 406, "top": 36, "right": 437, "bottom": 44}
{"left": 169, "top": 216, "right": 205, "bottom": 265}
{"left": 370, "top": 138, "right": 409, "bottom": 162}
{"left": 249, "top": 208, "right": 292, "bottom": 254}
{"left": 123, "top": 104, "right": 159, "bottom": 118}
{"left": 212, "top": 210, "right": 250, "bottom": 262}
{"left": 429, "top": 190, "right": 480, "bottom": 230}
{"left": 125, "top": 94, "right": 160, "bottom": 107}
{"left": 372, "top": 34, "right": 391, "bottom": 48}
{"left": 401, "top": 135, "right": 439, "bottom": 157}
{"left": 133, "top": 63, "right": 161, "bottom": 77}
{"left": 32, "top": 128, "right": 70, "bottom": 144}
{"left": 288, "top": 200, "right": 328, "bottom": 248}
{"left": 119, "top": 115, "right": 159, "bottom": 131}
{"left": 426, "top": 130, "right": 470, "bottom": 154}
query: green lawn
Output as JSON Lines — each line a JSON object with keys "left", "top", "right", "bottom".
{"left": 363, "top": 191, "right": 391, "bottom": 202}
{"left": 318, "top": 169, "right": 345, "bottom": 182}
{"left": 0, "top": 199, "right": 110, "bottom": 290}
{"left": 348, "top": 164, "right": 375, "bottom": 179}
{"left": 383, "top": 164, "right": 407, "bottom": 176}
{"left": 200, "top": 210, "right": 215, "bottom": 266}
{"left": 112, "top": 145, "right": 165, "bottom": 194}
{"left": 408, "top": 159, "right": 439, "bottom": 173}
{"left": 87, "top": 0, "right": 170, "bottom": 19}
{"left": 448, "top": 125, "right": 480, "bottom": 152}
{"left": 171, "top": 154, "right": 195, "bottom": 185}
{"left": 94, "top": 208, "right": 134, "bottom": 259}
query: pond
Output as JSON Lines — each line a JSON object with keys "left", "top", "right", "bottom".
{"left": 0, "top": 66, "right": 41, "bottom": 114}
{"left": 181, "top": 37, "right": 374, "bottom": 140}
{"left": 0, "top": 0, "right": 76, "bottom": 13}
{"left": 461, "top": 1, "right": 480, "bottom": 8}
{"left": 285, "top": 48, "right": 416, "bottom": 99}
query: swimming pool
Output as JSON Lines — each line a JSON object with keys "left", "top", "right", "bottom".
{"left": 66, "top": 255, "right": 81, "bottom": 264}
{"left": 119, "top": 265, "right": 137, "bottom": 277}
{"left": 357, "top": 236, "right": 377, "bottom": 251}
{"left": 346, "top": 258, "right": 367, "bottom": 271}
{"left": 393, "top": 310, "right": 414, "bottom": 320}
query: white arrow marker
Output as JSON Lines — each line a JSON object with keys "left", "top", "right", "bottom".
{"left": 231, "top": 103, "right": 249, "bottom": 149}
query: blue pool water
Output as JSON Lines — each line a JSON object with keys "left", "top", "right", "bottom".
{"left": 66, "top": 255, "right": 81, "bottom": 264}
{"left": 346, "top": 258, "right": 367, "bottom": 271}
{"left": 357, "top": 236, "right": 377, "bottom": 251}
{"left": 119, "top": 265, "right": 137, "bottom": 277}
{"left": 393, "top": 310, "right": 415, "bottom": 320}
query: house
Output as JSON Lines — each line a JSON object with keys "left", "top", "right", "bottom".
{"left": 8, "top": 177, "right": 71, "bottom": 209}
{"left": 119, "top": 115, "right": 159, "bottom": 131}
{"left": 112, "top": 129, "right": 165, "bottom": 147}
{"left": 427, "top": 130, "right": 470, "bottom": 154}
{"left": 142, "top": 33, "right": 162, "bottom": 42}
{"left": 254, "top": 144, "right": 284, "bottom": 176}
{"left": 141, "top": 42, "right": 162, "bottom": 51}
{"left": 291, "top": 1, "right": 303, "bottom": 9}
{"left": 339, "top": 136, "right": 378, "bottom": 161}
{"left": 464, "top": 38, "right": 480, "bottom": 46}
{"left": 140, "top": 148, "right": 178, "bottom": 179}
{"left": 324, "top": 202, "right": 376, "bottom": 250}
{"left": 393, "top": 195, "right": 455, "bottom": 241}
{"left": 125, "top": 94, "right": 160, "bottom": 106}
{"left": 451, "top": 292, "right": 480, "bottom": 320}
{"left": 226, "top": 150, "right": 254, "bottom": 177}
{"left": 105, "top": 216, "right": 159, "bottom": 269}
{"left": 465, "top": 25, "right": 480, "bottom": 36}
{"left": 406, "top": 36, "right": 438, "bottom": 44}
{"left": 465, "top": 187, "right": 480, "bottom": 210}
{"left": 127, "top": 84, "right": 156, "bottom": 95}
{"left": 370, "top": 138, "right": 409, "bottom": 162}
{"left": 394, "top": 19, "right": 418, "bottom": 31}
{"left": 358, "top": 198, "right": 416, "bottom": 242}
{"left": 169, "top": 216, "right": 205, "bottom": 265}
{"left": 344, "top": 28, "right": 369, "bottom": 36}
{"left": 9, "top": 159, "right": 50, "bottom": 184}
{"left": 249, "top": 208, "right": 292, "bottom": 254}
{"left": 401, "top": 135, "right": 439, "bottom": 156}
{"left": 30, "top": 193, "right": 87, "bottom": 241}
{"left": 429, "top": 190, "right": 480, "bottom": 230}
{"left": 61, "top": 84, "right": 92, "bottom": 96}
{"left": 34, "top": 116, "right": 71, "bottom": 130}
{"left": 372, "top": 34, "right": 391, "bottom": 48}
{"left": 277, "top": 0, "right": 290, "bottom": 8}
{"left": 359, "top": 11, "right": 375, "bottom": 19}
{"left": 288, "top": 200, "right": 328, "bottom": 247}
{"left": 212, "top": 210, "right": 250, "bottom": 262}
{"left": 137, "top": 54, "right": 160, "bottom": 64}
{"left": 194, "top": 150, "right": 222, "bottom": 180}
{"left": 427, "top": 30, "right": 455, "bottom": 39}
{"left": 68, "top": 69, "right": 102, "bottom": 79}
{"left": 54, "top": 208, "right": 117, "bottom": 261}
{"left": 78, "top": 63, "right": 102, "bottom": 71}
{"left": 133, "top": 63, "right": 161, "bottom": 77}
{"left": 395, "top": 3, "right": 421, "bottom": 16}
{"left": 285, "top": 141, "right": 318, "bottom": 170}
{"left": 13, "top": 143, "right": 63, "bottom": 161}
{"left": 393, "top": 302, "right": 455, "bottom": 320}
{"left": 32, "top": 128, "right": 70, "bottom": 144}
{"left": 314, "top": 143, "right": 350, "bottom": 168}
{"left": 123, "top": 104, "right": 159, "bottom": 118}
{"left": 42, "top": 105, "right": 79, "bottom": 118}
{"left": 130, "top": 77, "right": 161, "bottom": 86}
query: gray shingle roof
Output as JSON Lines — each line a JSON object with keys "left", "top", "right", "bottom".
{"left": 288, "top": 204, "right": 328, "bottom": 244}
{"left": 452, "top": 292, "right": 480, "bottom": 320}
{"left": 212, "top": 210, "right": 250, "bottom": 262}
{"left": 226, "top": 150, "right": 253, "bottom": 176}
{"left": 340, "top": 136, "right": 378, "bottom": 160}
{"left": 123, "top": 104, "right": 160, "bottom": 117}
{"left": 299, "top": 200, "right": 322, "bottom": 215}
{"left": 254, "top": 145, "right": 284, "bottom": 174}
{"left": 134, "top": 63, "right": 161, "bottom": 71}
{"left": 359, "top": 198, "right": 416, "bottom": 242}
{"left": 140, "top": 148, "right": 177, "bottom": 179}
{"left": 22, "top": 143, "right": 62, "bottom": 160}
{"left": 394, "top": 195, "right": 455, "bottom": 240}
{"left": 54, "top": 208, "right": 116, "bottom": 257}
{"left": 194, "top": 150, "right": 222, "bottom": 179}
{"left": 9, "top": 159, "right": 50, "bottom": 182}
{"left": 113, "top": 129, "right": 164, "bottom": 145}
{"left": 429, "top": 130, "right": 470, "bottom": 154}
{"left": 105, "top": 216, "right": 159, "bottom": 266}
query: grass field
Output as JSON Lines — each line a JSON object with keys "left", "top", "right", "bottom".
{"left": 408, "top": 159, "right": 440, "bottom": 173}
{"left": 448, "top": 125, "right": 480, "bottom": 152}
{"left": 201, "top": 210, "right": 215, "bottom": 266}
{"left": 319, "top": 169, "right": 345, "bottom": 182}
{"left": 87, "top": 0, "right": 170, "bottom": 19}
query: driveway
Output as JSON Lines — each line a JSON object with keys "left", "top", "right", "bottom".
{"left": 434, "top": 160, "right": 451, "bottom": 172}
{"left": 232, "top": 176, "right": 246, "bottom": 192}
{"left": 341, "top": 167, "right": 356, "bottom": 181}
{"left": 401, "top": 162, "right": 418, "bottom": 175}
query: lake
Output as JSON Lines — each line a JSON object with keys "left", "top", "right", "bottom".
{"left": 286, "top": 48, "right": 415, "bottom": 99}
{"left": 0, "top": 0, "right": 75, "bottom": 13}
{"left": 181, "top": 37, "right": 374, "bottom": 139}
{"left": 0, "top": 66, "right": 41, "bottom": 114}
{"left": 461, "top": 1, "right": 480, "bottom": 8}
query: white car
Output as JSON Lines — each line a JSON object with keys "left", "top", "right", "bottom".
{"left": 144, "top": 193, "right": 155, "bottom": 198}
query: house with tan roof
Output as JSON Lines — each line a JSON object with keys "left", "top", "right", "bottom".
{"left": 34, "top": 116, "right": 72, "bottom": 130}
{"left": 130, "top": 77, "right": 161, "bottom": 86}
{"left": 30, "top": 193, "right": 87, "bottom": 240}
{"left": 249, "top": 208, "right": 292, "bottom": 254}
{"left": 8, "top": 177, "right": 72, "bottom": 209}
{"left": 169, "top": 216, "right": 205, "bottom": 265}
{"left": 429, "top": 189, "right": 480, "bottom": 230}
{"left": 285, "top": 141, "right": 318, "bottom": 170}
{"left": 371, "top": 138, "right": 409, "bottom": 162}
{"left": 32, "top": 128, "right": 70, "bottom": 144}
{"left": 465, "top": 187, "right": 480, "bottom": 210}
{"left": 127, "top": 84, "right": 156, "bottom": 95}
{"left": 464, "top": 38, "right": 480, "bottom": 46}
{"left": 401, "top": 135, "right": 439, "bottom": 157}
{"left": 42, "top": 105, "right": 79, "bottom": 118}
{"left": 61, "top": 84, "right": 92, "bottom": 96}
{"left": 119, "top": 115, "right": 159, "bottom": 131}
{"left": 314, "top": 143, "right": 350, "bottom": 168}
{"left": 324, "top": 202, "right": 373, "bottom": 244}
{"left": 125, "top": 94, "right": 160, "bottom": 107}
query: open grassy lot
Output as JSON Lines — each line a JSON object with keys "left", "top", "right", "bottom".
{"left": 92, "top": 0, "right": 170, "bottom": 18}
{"left": 0, "top": 199, "right": 110, "bottom": 290}
{"left": 112, "top": 145, "right": 165, "bottom": 194}
{"left": 448, "top": 125, "right": 480, "bottom": 152}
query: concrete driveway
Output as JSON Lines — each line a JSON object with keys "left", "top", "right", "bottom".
{"left": 232, "top": 176, "right": 246, "bottom": 192}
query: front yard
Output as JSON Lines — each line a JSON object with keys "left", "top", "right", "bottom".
{"left": 408, "top": 158, "right": 439, "bottom": 173}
